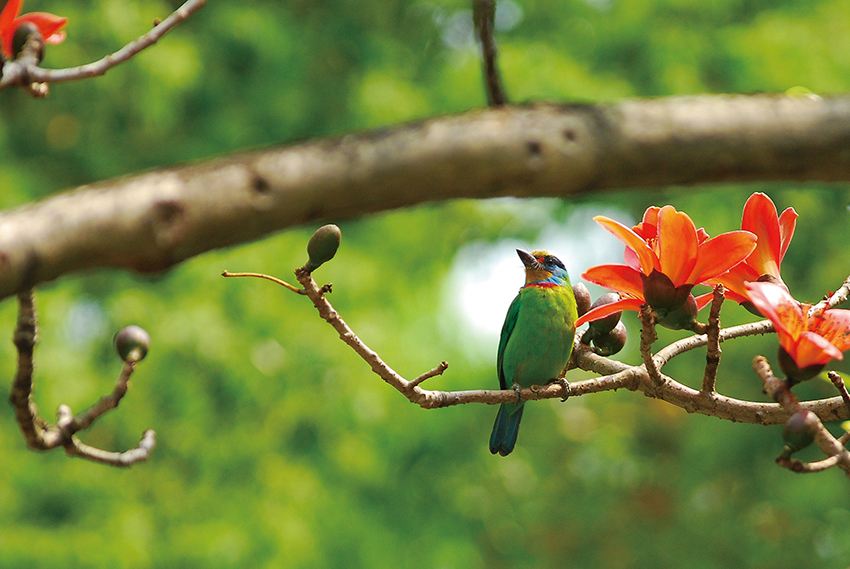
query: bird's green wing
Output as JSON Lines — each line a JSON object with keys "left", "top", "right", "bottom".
{"left": 496, "top": 293, "right": 522, "bottom": 391}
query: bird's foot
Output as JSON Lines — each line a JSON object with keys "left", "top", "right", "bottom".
{"left": 512, "top": 383, "right": 522, "bottom": 403}
{"left": 555, "top": 378, "right": 571, "bottom": 402}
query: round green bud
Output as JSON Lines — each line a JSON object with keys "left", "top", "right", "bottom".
{"left": 114, "top": 325, "right": 151, "bottom": 363}
{"left": 782, "top": 410, "right": 819, "bottom": 453}
{"left": 586, "top": 293, "right": 622, "bottom": 336}
{"left": 592, "top": 321, "right": 627, "bottom": 356}
{"left": 305, "top": 224, "right": 341, "bottom": 272}
{"left": 573, "top": 282, "right": 592, "bottom": 317}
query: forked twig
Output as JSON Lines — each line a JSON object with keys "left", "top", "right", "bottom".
{"left": 8, "top": 290, "right": 154, "bottom": 467}
{"left": 754, "top": 356, "right": 850, "bottom": 477}
{"left": 828, "top": 371, "right": 850, "bottom": 411}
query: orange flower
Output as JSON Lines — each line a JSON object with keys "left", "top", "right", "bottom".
{"left": 746, "top": 281, "right": 850, "bottom": 382}
{"left": 711, "top": 193, "right": 797, "bottom": 303}
{"left": 575, "top": 264, "right": 715, "bottom": 330}
{"left": 0, "top": 0, "right": 67, "bottom": 58}
{"left": 576, "top": 205, "right": 756, "bottom": 329}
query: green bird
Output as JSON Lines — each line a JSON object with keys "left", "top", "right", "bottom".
{"left": 489, "top": 249, "right": 577, "bottom": 456}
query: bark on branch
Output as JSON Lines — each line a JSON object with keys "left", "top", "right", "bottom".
{"left": 0, "top": 95, "right": 849, "bottom": 300}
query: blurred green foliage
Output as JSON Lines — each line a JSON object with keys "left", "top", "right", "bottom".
{"left": 2, "top": 0, "right": 850, "bottom": 567}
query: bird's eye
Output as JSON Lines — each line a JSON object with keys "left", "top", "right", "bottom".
{"left": 545, "top": 255, "right": 566, "bottom": 270}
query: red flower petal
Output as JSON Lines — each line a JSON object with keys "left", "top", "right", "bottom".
{"left": 0, "top": 0, "right": 22, "bottom": 30}
{"left": 694, "top": 292, "right": 714, "bottom": 311}
{"left": 623, "top": 247, "right": 641, "bottom": 272}
{"left": 688, "top": 230, "right": 757, "bottom": 284}
{"left": 778, "top": 207, "right": 798, "bottom": 262}
{"left": 581, "top": 264, "right": 645, "bottom": 298}
{"left": 0, "top": 1, "right": 67, "bottom": 57}
{"left": 594, "top": 215, "right": 658, "bottom": 275}
{"left": 575, "top": 297, "right": 644, "bottom": 327}
{"left": 745, "top": 281, "right": 802, "bottom": 341}
{"left": 709, "top": 262, "right": 760, "bottom": 301}
{"left": 17, "top": 12, "right": 67, "bottom": 42}
{"left": 632, "top": 206, "right": 659, "bottom": 240}
{"left": 742, "top": 192, "right": 781, "bottom": 277}
{"left": 657, "top": 206, "right": 698, "bottom": 287}
{"left": 793, "top": 331, "right": 844, "bottom": 369}
{"left": 811, "top": 309, "right": 850, "bottom": 353}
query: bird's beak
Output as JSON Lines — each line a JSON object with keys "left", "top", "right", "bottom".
{"left": 516, "top": 249, "right": 543, "bottom": 271}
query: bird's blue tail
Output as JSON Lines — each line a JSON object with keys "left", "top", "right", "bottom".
{"left": 489, "top": 403, "right": 524, "bottom": 456}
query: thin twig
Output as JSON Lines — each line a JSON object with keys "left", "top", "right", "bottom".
{"left": 828, "top": 371, "right": 850, "bottom": 411}
{"left": 290, "top": 266, "right": 639, "bottom": 409}
{"left": 0, "top": 0, "right": 206, "bottom": 92}
{"left": 701, "top": 286, "right": 725, "bottom": 394}
{"left": 222, "top": 270, "right": 306, "bottom": 294}
{"left": 639, "top": 305, "right": 663, "bottom": 386}
{"left": 8, "top": 289, "right": 60, "bottom": 449}
{"left": 410, "top": 361, "right": 449, "bottom": 388}
{"left": 8, "top": 290, "right": 154, "bottom": 466}
{"left": 809, "top": 275, "right": 850, "bottom": 318}
{"left": 754, "top": 355, "right": 799, "bottom": 410}
{"left": 69, "top": 361, "right": 136, "bottom": 433}
{"left": 777, "top": 454, "right": 842, "bottom": 473}
{"left": 472, "top": 0, "right": 506, "bottom": 106}
{"left": 293, "top": 267, "right": 423, "bottom": 396}
{"left": 654, "top": 319, "right": 774, "bottom": 366}
{"left": 66, "top": 429, "right": 156, "bottom": 467}
{"left": 754, "top": 356, "right": 850, "bottom": 476}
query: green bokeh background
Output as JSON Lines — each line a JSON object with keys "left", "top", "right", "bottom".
{"left": 2, "top": 0, "right": 850, "bottom": 567}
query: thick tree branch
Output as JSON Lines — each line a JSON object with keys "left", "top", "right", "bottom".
{"left": 1, "top": 95, "right": 848, "bottom": 300}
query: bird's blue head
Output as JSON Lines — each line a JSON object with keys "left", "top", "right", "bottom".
{"left": 517, "top": 249, "right": 570, "bottom": 287}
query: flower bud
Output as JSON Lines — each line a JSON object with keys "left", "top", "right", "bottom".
{"left": 781, "top": 410, "right": 819, "bottom": 453}
{"left": 657, "top": 293, "right": 699, "bottom": 331}
{"left": 592, "top": 321, "right": 627, "bottom": 356}
{"left": 641, "top": 269, "right": 693, "bottom": 319}
{"left": 572, "top": 282, "right": 591, "bottom": 317}
{"left": 305, "top": 224, "right": 341, "bottom": 272}
{"left": 586, "top": 293, "right": 622, "bottom": 336}
{"left": 778, "top": 346, "right": 824, "bottom": 385}
{"left": 114, "top": 325, "right": 151, "bottom": 363}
